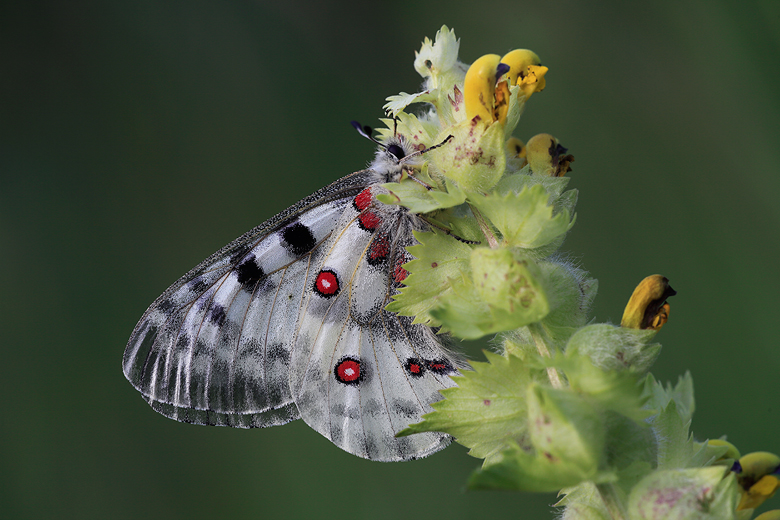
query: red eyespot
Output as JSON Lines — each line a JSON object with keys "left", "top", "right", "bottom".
{"left": 334, "top": 357, "right": 363, "bottom": 385}
{"left": 367, "top": 233, "right": 390, "bottom": 265}
{"left": 358, "top": 211, "right": 381, "bottom": 231}
{"left": 393, "top": 256, "right": 409, "bottom": 283}
{"left": 354, "top": 188, "right": 373, "bottom": 211}
{"left": 314, "top": 270, "right": 339, "bottom": 297}
{"left": 405, "top": 358, "right": 425, "bottom": 378}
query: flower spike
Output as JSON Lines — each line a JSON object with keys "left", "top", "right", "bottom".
{"left": 621, "top": 275, "right": 677, "bottom": 330}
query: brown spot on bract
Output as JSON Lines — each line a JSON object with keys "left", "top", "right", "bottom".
{"left": 483, "top": 399, "right": 491, "bottom": 406}
{"left": 431, "top": 262, "right": 438, "bottom": 268}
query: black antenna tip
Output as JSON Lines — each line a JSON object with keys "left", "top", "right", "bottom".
{"left": 350, "top": 120, "right": 374, "bottom": 139}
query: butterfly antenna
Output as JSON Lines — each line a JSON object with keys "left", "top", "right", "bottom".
{"left": 398, "top": 134, "right": 454, "bottom": 165}
{"left": 351, "top": 120, "right": 386, "bottom": 148}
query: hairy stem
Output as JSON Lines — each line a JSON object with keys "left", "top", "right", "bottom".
{"left": 528, "top": 323, "right": 562, "bottom": 388}
{"left": 469, "top": 204, "right": 499, "bottom": 248}
{"left": 596, "top": 483, "right": 628, "bottom": 520}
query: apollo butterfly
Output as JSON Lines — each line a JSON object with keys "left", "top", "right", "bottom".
{"left": 122, "top": 127, "right": 466, "bottom": 461}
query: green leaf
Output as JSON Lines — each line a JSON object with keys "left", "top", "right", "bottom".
{"left": 429, "top": 119, "right": 507, "bottom": 192}
{"left": 469, "top": 184, "right": 574, "bottom": 249}
{"left": 385, "top": 230, "right": 472, "bottom": 325}
{"left": 469, "top": 384, "right": 610, "bottom": 491}
{"left": 399, "top": 351, "right": 538, "bottom": 460}
{"left": 493, "top": 170, "right": 571, "bottom": 199}
{"left": 557, "top": 353, "right": 652, "bottom": 423}
{"left": 644, "top": 373, "right": 705, "bottom": 470}
{"left": 429, "top": 253, "right": 550, "bottom": 339}
{"left": 537, "top": 260, "right": 598, "bottom": 346}
{"left": 554, "top": 482, "right": 613, "bottom": 520}
{"left": 377, "top": 177, "right": 467, "bottom": 214}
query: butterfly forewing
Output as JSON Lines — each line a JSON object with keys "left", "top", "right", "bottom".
{"left": 124, "top": 174, "right": 366, "bottom": 422}
{"left": 124, "top": 152, "right": 465, "bottom": 461}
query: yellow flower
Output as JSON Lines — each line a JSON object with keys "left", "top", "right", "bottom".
{"left": 500, "top": 49, "right": 548, "bottom": 98}
{"left": 525, "top": 133, "right": 574, "bottom": 177}
{"left": 464, "top": 54, "right": 507, "bottom": 124}
{"left": 735, "top": 452, "right": 780, "bottom": 511}
{"left": 621, "top": 275, "right": 677, "bottom": 330}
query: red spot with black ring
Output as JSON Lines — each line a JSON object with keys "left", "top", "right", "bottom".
{"left": 314, "top": 270, "right": 340, "bottom": 297}
{"left": 334, "top": 357, "right": 363, "bottom": 385}
{"left": 405, "top": 358, "right": 425, "bottom": 378}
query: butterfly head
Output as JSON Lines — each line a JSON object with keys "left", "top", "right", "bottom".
{"left": 370, "top": 135, "right": 421, "bottom": 183}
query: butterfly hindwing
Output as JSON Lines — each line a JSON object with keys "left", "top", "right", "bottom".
{"left": 290, "top": 196, "right": 462, "bottom": 460}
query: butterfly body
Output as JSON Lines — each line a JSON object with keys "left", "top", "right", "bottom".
{"left": 123, "top": 137, "right": 464, "bottom": 461}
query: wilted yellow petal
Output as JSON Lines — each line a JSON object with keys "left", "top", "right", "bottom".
{"left": 736, "top": 452, "right": 780, "bottom": 510}
{"left": 525, "top": 133, "right": 574, "bottom": 176}
{"left": 621, "top": 275, "right": 677, "bottom": 330}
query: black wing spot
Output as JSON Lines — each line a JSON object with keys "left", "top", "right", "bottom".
{"left": 236, "top": 255, "right": 265, "bottom": 288}
{"left": 208, "top": 304, "right": 227, "bottom": 327}
{"left": 281, "top": 221, "right": 316, "bottom": 257}
{"left": 267, "top": 343, "right": 290, "bottom": 363}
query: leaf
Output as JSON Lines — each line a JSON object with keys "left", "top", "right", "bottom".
{"left": 399, "top": 351, "right": 538, "bottom": 460}
{"left": 557, "top": 353, "right": 652, "bottom": 423}
{"left": 429, "top": 118, "right": 507, "bottom": 192}
{"left": 469, "top": 383, "right": 611, "bottom": 492}
{"left": 644, "top": 373, "right": 704, "bottom": 470}
{"left": 469, "top": 184, "right": 574, "bottom": 249}
{"left": 537, "top": 260, "right": 598, "bottom": 346}
{"left": 378, "top": 177, "right": 467, "bottom": 214}
{"left": 429, "top": 256, "right": 550, "bottom": 339}
{"left": 385, "top": 230, "right": 472, "bottom": 325}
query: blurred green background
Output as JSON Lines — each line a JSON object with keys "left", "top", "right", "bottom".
{"left": 2, "top": 1, "right": 779, "bottom": 519}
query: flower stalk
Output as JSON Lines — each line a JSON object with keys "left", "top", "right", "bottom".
{"left": 376, "top": 25, "right": 775, "bottom": 520}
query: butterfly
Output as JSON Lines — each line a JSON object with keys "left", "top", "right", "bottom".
{"left": 122, "top": 124, "right": 467, "bottom": 462}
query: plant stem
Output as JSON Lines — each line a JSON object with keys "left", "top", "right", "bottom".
{"left": 528, "top": 323, "right": 563, "bottom": 389}
{"left": 596, "top": 483, "right": 628, "bottom": 520}
{"left": 469, "top": 204, "right": 499, "bottom": 248}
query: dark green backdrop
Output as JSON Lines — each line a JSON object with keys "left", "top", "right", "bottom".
{"left": 2, "top": 1, "right": 778, "bottom": 519}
